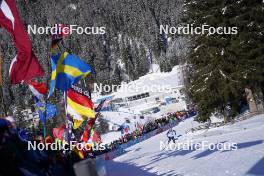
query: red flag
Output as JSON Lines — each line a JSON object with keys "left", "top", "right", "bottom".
{"left": 81, "top": 126, "right": 90, "bottom": 143}
{"left": 27, "top": 80, "right": 47, "bottom": 99}
{"left": 81, "top": 128, "right": 101, "bottom": 143}
{"left": 80, "top": 101, "right": 104, "bottom": 142}
{"left": 67, "top": 88, "right": 94, "bottom": 109}
{"left": 81, "top": 113, "right": 100, "bottom": 143}
{"left": 53, "top": 124, "right": 66, "bottom": 141}
{"left": 0, "top": 0, "right": 44, "bottom": 84}
{"left": 67, "top": 88, "right": 95, "bottom": 121}
{"left": 91, "top": 131, "right": 100, "bottom": 143}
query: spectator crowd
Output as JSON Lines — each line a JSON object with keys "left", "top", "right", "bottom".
{"left": 96, "top": 110, "right": 197, "bottom": 156}
{"left": 0, "top": 109, "right": 197, "bottom": 176}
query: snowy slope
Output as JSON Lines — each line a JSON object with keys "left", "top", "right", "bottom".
{"left": 112, "top": 65, "right": 185, "bottom": 100}
{"left": 101, "top": 111, "right": 137, "bottom": 126}
{"left": 100, "top": 111, "right": 149, "bottom": 143}
{"left": 102, "top": 114, "right": 264, "bottom": 176}
{"left": 101, "top": 111, "right": 147, "bottom": 127}
{"left": 101, "top": 131, "right": 122, "bottom": 144}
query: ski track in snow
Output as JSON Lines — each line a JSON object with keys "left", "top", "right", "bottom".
{"left": 103, "top": 114, "right": 264, "bottom": 176}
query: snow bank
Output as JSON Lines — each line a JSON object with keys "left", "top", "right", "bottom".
{"left": 102, "top": 114, "right": 264, "bottom": 176}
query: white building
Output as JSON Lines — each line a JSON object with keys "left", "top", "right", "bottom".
{"left": 109, "top": 65, "right": 188, "bottom": 115}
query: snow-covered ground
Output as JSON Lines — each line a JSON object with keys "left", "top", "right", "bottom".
{"left": 101, "top": 131, "right": 122, "bottom": 144}
{"left": 100, "top": 111, "right": 149, "bottom": 143}
{"left": 101, "top": 111, "right": 147, "bottom": 127}
{"left": 100, "top": 106, "right": 187, "bottom": 144}
{"left": 102, "top": 114, "right": 264, "bottom": 176}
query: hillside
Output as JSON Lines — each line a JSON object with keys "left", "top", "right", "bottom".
{"left": 102, "top": 114, "right": 264, "bottom": 176}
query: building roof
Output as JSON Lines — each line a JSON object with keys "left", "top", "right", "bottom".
{"left": 112, "top": 65, "right": 185, "bottom": 99}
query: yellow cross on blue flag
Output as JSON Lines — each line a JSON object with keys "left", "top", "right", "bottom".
{"left": 48, "top": 52, "right": 95, "bottom": 97}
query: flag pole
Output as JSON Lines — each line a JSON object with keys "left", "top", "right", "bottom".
{"left": 44, "top": 26, "right": 61, "bottom": 141}
{"left": 43, "top": 40, "right": 53, "bottom": 141}
{"left": 43, "top": 89, "right": 48, "bottom": 141}
{"left": 64, "top": 90, "right": 73, "bottom": 143}
{"left": 0, "top": 52, "right": 7, "bottom": 116}
{"left": 64, "top": 91, "right": 68, "bottom": 136}
{"left": 64, "top": 91, "right": 68, "bottom": 125}
{"left": 43, "top": 106, "right": 47, "bottom": 141}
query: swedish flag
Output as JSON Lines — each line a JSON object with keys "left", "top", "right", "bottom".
{"left": 49, "top": 52, "right": 95, "bottom": 97}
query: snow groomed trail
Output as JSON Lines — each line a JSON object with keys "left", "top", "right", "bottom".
{"left": 101, "top": 114, "right": 264, "bottom": 176}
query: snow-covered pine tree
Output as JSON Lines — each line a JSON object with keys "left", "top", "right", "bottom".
{"left": 185, "top": 0, "right": 264, "bottom": 121}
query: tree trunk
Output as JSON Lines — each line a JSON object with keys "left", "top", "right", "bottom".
{"left": 245, "top": 88, "right": 258, "bottom": 113}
